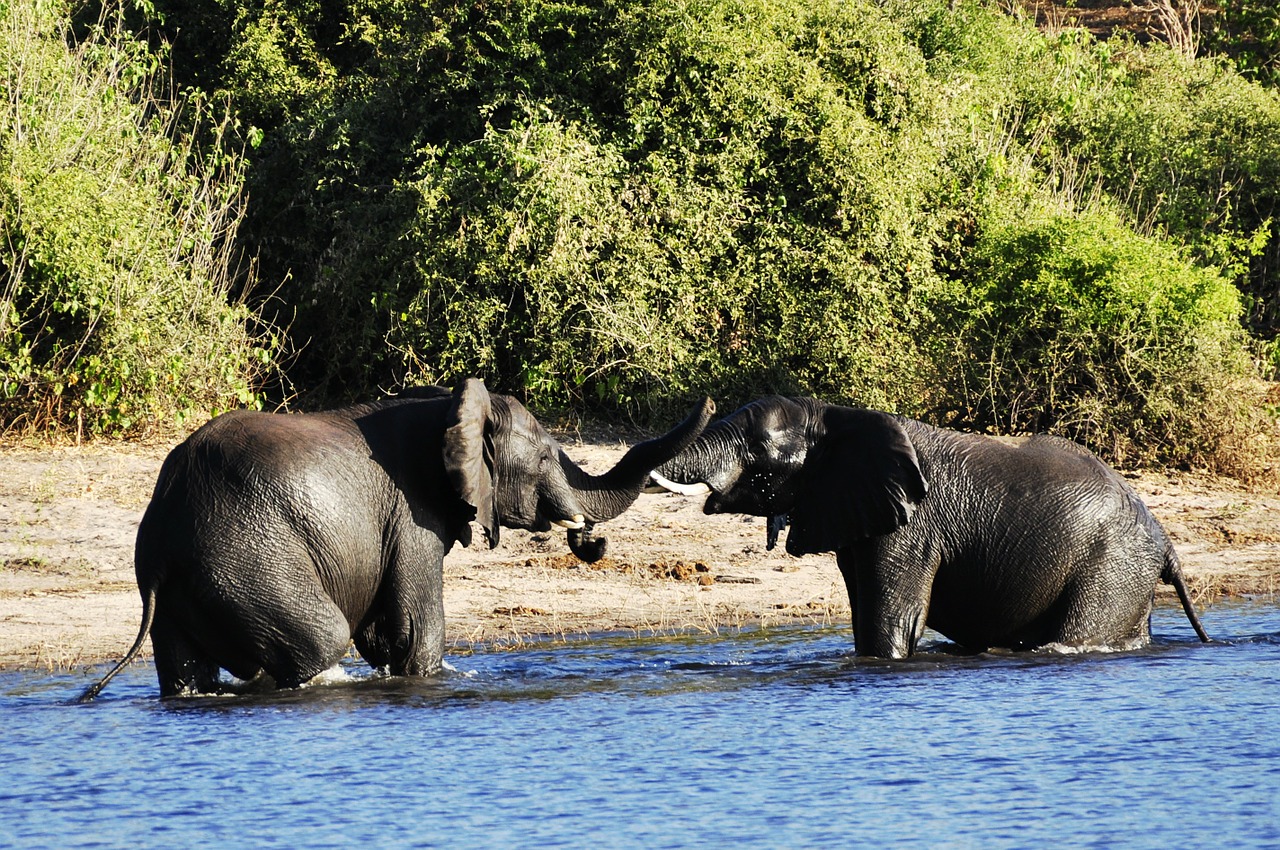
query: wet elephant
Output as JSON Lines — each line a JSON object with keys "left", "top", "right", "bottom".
{"left": 82, "top": 380, "right": 713, "bottom": 698}
{"left": 652, "top": 395, "right": 1208, "bottom": 658}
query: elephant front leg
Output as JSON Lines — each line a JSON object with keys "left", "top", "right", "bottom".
{"left": 356, "top": 622, "right": 444, "bottom": 677}
{"left": 355, "top": 597, "right": 445, "bottom": 677}
{"left": 856, "top": 597, "right": 928, "bottom": 659}
{"left": 838, "top": 548, "right": 930, "bottom": 659}
{"left": 354, "top": 552, "right": 446, "bottom": 677}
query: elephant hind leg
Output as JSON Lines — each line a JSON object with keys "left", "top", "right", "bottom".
{"left": 354, "top": 601, "right": 445, "bottom": 677}
{"left": 234, "top": 596, "right": 354, "bottom": 689}
{"left": 259, "top": 620, "right": 353, "bottom": 689}
{"left": 352, "top": 546, "right": 446, "bottom": 677}
{"left": 151, "top": 606, "right": 225, "bottom": 697}
{"left": 166, "top": 569, "right": 354, "bottom": 692}
{"left": 1052, "top": 567, "right": 1152, "bottom": 650}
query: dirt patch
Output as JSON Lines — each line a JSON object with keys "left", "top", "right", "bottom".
{"left": 1027, "top": 0, "right": 1214, "bottom": 41}
{"left": 1, "top": 434, "right": 1276, "bottom": 671}
{"left": 529, "top": 553, "right": 718, "bottom": 581}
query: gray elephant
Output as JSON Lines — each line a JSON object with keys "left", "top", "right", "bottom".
{"left": 651, "top": 395, "right": 1209, "bottom": 658}
{"left": 81, "top": 380, "right": 713, "bottom": 699}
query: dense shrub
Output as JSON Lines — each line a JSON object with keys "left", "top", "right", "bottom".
{"left": 1041, "top": 45, "right": 1280, "bottom": 341}
{"left": 181, "top": 0, "right": 945, "bottom": 416}
{"left": 1206, "top": 0, "right": 1280, "bottom": 88}
{"left": 926, "top": 199, "right": 1262, "bottom": 469}
{"left": 0, "top": 0, "right": 276, "bottom": 436}
{"left": 417, "top": 0, "right": 939, "bottom": 412}
{"left": 20, "top": 0, "right": 1279, "bottom": 473}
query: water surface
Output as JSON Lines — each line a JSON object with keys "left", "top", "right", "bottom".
{"left": 2, "top": 602, "right": 1277, "bottom": 848}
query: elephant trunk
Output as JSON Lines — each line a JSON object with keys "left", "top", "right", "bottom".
{"left": 566, "top": 522, "right": 608, "bottom": 563}
{"left": 561, "top": 397, "right": 715, "bottom": 524}
{"left": 651, "top": 425, "right": 736, "bottom": 492}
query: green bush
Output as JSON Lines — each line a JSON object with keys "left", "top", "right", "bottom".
{"left": 1043, "top": 45, "right": 1280, "bottom": 338}
{"left": 36, "top": 0, "right": 1280, "bottom": 473}
{"left": 1206, "top": 0, "right": 1280, "bottom": 88}
{"left": 200, "top": 0, "right": 945, "bottom": 417}
{"left": 927, "top": 199, "right": 1262, "bottom": 470}
{"left": 0, "top": 0, "right": 276, "bottom": 437}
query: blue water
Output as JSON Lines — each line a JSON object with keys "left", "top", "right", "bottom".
{"left": 2, "top": 602, "right": 1277, "bottom": 849}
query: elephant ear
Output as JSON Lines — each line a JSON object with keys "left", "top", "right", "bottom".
{"left": 785, "top": 408, "right": 927, "bottom": 557}
{"left": 442, "top": 378, "right": 499, "bottom": 549}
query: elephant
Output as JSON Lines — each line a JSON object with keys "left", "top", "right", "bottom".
{"left": 650, "top": 395, "right": 1209, "bottom": 658}
{"left": 80, "top": 380, "right": 713, "bottom": 699}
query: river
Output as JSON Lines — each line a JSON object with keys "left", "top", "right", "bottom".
{"left": 2, "top": 601, "right": 1276, "bottom": 848}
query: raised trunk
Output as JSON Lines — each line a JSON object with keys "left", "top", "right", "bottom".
{"left": 651, "top": 426, "right": 735, "bottom": 490}
{"left": 561, "top": 397, "right": 714, "bottom": 523}
{"left": 558, "top": 398, "right": 714, "bottom": 563}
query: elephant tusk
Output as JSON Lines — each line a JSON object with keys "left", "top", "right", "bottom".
{"left": 648, "top": 472, "right": 712, "bottom": 497}
{"left": 552, "top": 515, "right": 586, "bottom": 530}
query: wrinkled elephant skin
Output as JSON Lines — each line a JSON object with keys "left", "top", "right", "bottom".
{"left": 81, "top": 381, "right": 712, "bottom": 698}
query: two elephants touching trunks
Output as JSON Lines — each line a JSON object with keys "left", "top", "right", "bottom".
{"left": 82, "top": 388, "right": 1207, "bottom": 700}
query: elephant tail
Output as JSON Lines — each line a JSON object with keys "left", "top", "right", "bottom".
{"left": 75, "top": 582, "right": 157, "bottom": 703}
{"left": 1162, "top": 549, "right": 1210, "bottom": 643}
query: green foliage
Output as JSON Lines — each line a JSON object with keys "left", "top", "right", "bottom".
{"left": 20, "top": 0, "right": 1280, "bottom": 473}
{"left": 1039, "top": 45, "right": 1280, "bottom": 336}
{"left": 927, "top": 200, "right": 1260, "bottom": 468}
{"left": 383, "top": 105, "right": 926, "bottom": 410}
{"left": 1206, "top": 0, "right": 1280, "bottom": 88}
{"left": 200, "top": 0, "right": 946, "bottom": 416}
{"left": 0, "top": 0, "right": 276, "bottom": 436}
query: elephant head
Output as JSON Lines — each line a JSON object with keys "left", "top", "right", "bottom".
{"left": 444, "top": 379, "right": 715, "bottom": 561}
{"left": 651, "top": 396, "right": 927, "bottom": 556}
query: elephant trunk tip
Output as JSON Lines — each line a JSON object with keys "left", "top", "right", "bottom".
{"left": 567, "top": 523, "right": 608, "bottom": 563}
{"left": 692, "top": 397, "right": 716, "bottom": 433}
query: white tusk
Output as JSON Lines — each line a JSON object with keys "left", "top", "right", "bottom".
{"left": 552, "top": 515, "right": 586, "bottom": 530}
{"left": 649, "top": 472, "right": 712, "bottom": 497}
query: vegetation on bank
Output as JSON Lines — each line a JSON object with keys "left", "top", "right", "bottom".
{"left": 0, "top": 0, "right": 277, "bottom": 436}
{"left": 2, "top": 0, "right": 1278, "bottom": 476}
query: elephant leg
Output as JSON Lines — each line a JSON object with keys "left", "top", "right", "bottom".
{"left": 250, "top": 597, "right": 354, "bottom": 689}
{"left": 353, "top": 553, "right": 445, "bottom": 677}
{"left": 1053, "top": 565, "right": 1154, "bottom": 649}
{"left": 354, "top": 605, "right": 444, "bottom": 677}
{"left": 150, "top": 603, "right": 224, "bottom": 697}
{"left": 183, "top": 553, "right": 355, "bottom": 690}
{"left": 856, "top": 594, "right": 929, "bottom": 659}
{"left": 838, "top": 546, "right": 931, "bottom": 659}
